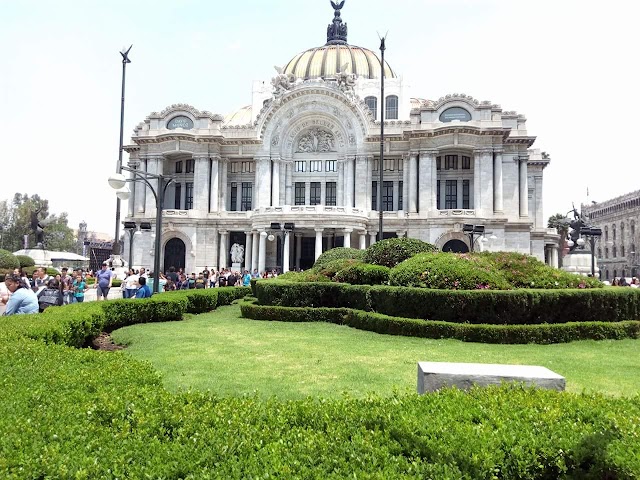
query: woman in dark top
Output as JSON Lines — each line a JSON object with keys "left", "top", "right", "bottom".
{"left": 37, "top": 279, "right": 64, "bottom": 312}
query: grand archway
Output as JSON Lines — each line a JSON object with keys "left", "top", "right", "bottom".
{"left": 442, "top": 239, "right": 469, "bottom": 253}
{"left": 164, "top": 238, "right": 186, "bottom": 273}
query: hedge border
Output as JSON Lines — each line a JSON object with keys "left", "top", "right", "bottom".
{"left": 240, "top": 303, "right": 640, "bottom": 344}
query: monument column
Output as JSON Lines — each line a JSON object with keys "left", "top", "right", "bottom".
{"left": 244, "top": 231, "right": 253, "bottom": 272}
{"left": 359, "top": 231, "right": 367, "bottom": 249}
{"left": 314, "top": 228, "right": 324, "bottom": 260}
{"left": 209, "top": 155, "right": 220, "bottom": 212}
{"left": 219, "top": 230, "right": 229, "bottom": 269}
{"left": 519, "top": 156, "right": 529, "bottom": 217}
{"left": 343, "top": 228, "right": 352, "bottom": 248}
{"left": 258, "top": 231, "right": 267, "bottom": 274}
{"left": 283, "top": 232, "right": 290, "bottom": 273}
{"left": 408, "top": 152, "right": 418, "bottom": 213}
{"left": 251, "top": 231, "right": 259, "bottom": 272}
{"left": 493, "top": 149, "right": 503, "bottom": 214}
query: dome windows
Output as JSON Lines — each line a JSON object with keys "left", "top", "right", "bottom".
{"left": 439, "top": 107, "right": 472, "bottom": 123}
{"left": 385, "top": 95, "right": 398, "bottom": 120}
{"left": 364, "top": 96, "right": 377, "bottom": 120}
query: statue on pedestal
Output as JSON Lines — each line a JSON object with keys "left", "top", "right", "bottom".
{"left": 30, "top": 208, "right": 46, "bottom": 248}
{"left": 230, "top": 243, "right": 245, "bottom": 264}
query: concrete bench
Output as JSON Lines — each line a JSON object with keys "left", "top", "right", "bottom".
{"left": 417, "top": 362, "right": 565, "bottom": 394}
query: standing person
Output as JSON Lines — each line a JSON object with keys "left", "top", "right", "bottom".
{"left": 95, "top": 262, "right": 113, "bottom": 301}
{"left": 33, "top": 267, "right": 51, "bottom": 291}
{"left": 242, "top": 269, "right": 251, "bottom": 287}
{"left": 188, "top": 273, "right": 196, "bottom": 289}
{"left": 59, "top": 267, "right": 74, "bottom": 305}
{"left": 195, "top": 273, "right": 206, "bottom": 289}
{"left": 135, "top": 276, "right": 152, "bottom": 298}
{"left": 1, "top": 273, "right": 39, "bottom": 315}
{"left": 252, "top": 269, "right": 260, "bottom": 279}
{"left": 167, "top": 266, "right": 179, "bottom": 283}
{"left": 227, "top": 270, "right": 238, "bottom": 287}
{"left": 202, "top": 266, "right": 210, "bottom": 288}
{"left": 123, "top": 268, "right": 139, "bottom": 299}
{"left": 72, "top": 274, "right": 88, "bottom": 302}
{"left": 37, "top": 279, "right": 64, "bottom": 312}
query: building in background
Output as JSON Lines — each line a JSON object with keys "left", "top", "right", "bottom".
{"left": 123, "top": 2, "right": 557, "bottom": 274}
{"left": 583, "top": 190, "right": 640, "bottom": 281}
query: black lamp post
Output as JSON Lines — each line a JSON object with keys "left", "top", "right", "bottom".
{"left": 378, "top": 35, "right": 386, "bottom": 242}
{"left": 113, "top": 45, "right": 132, "bottom": 257}
{"left": 580, "top": 226, "right": 602, "bottom": 277}
{"left": 109, "top": 167, "right": 173, "bottom": 294}
{"left": 463, "top": 224, "right": 485, "bottom": 253}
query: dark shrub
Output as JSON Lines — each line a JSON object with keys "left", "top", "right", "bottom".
{"left": 15, "top": 255, "right": 35, "bottom": 268}
{"left": 389, "top": 252, "right": 511, "bottom": 290}
{"left": 313, "top": 247, "right": 364, "bottom": 269}
{"left": 0, "top": 249, "right": 19, "bottom": 270}
{"left": 363, "top": 237, "right": 438, "bottom": 268}
{"left": 317, "top": 258, "right": 363, "bottom": 280}
{"left": 334, "top": 263, "right": 390, "bottom": 285}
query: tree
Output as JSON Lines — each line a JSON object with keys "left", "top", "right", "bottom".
{"left": 548, "top": 213, "right": 570, "bottom": 266}
{"left": 0, "top": 193, "right": 76, "bottom": 252}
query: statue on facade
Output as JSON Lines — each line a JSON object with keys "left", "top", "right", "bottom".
{"left": 271, "top": 66, "right": 295, "bottom": 96}
{"left": 230, "top": 243, "right": 245, "bottom": 264}
{"left": 336, "top": 62, "right": 356, "bottom": 95}
{"left": 30, "top": 207, "right": 46, "bottom": 248}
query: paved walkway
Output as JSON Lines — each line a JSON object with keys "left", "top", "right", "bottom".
{"left": 0, "top": 287, "right": 124, "bottom": 315}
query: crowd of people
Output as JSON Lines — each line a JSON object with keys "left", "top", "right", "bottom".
{"left": 610, "top": 277, "right": 640, "bottom": 287}
{"left": 1, "top": 263, "right": 281, "bottom": 316}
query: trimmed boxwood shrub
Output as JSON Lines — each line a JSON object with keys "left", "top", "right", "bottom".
{"left": 363, "top": 237, "right": 438, "bottom": 268}
{"left": 313, "top": 247, "right": 364, "bottom": 269}
{"left": 390, "top": 252, "right": 512, "bottom": 290}
{"left": 316, "top": 258, "right": 363, "bottom": 280}
{"left": 334, "top": 263, "right": 390, "bottom": 285}
{"left": 0, "top": 249, "right": 19, "bottom": 270}
{"left": 15, "top": 254, "right": 35, "bottom": 268}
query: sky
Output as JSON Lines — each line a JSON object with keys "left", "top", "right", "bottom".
{"left": 2, "top": 0, "right": 638, "bottom": 238}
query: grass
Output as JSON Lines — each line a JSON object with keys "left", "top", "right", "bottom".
{"left": 111, "top": 304, "right": 640, "bottom": 400}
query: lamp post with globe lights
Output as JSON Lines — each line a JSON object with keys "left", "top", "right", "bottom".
{"left": 108, "top": 167, "right": 174, "bottom": 294}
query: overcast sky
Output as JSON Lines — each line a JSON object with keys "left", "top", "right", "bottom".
{"left": 2, "top": 0, "right": 638, "bottom": 238}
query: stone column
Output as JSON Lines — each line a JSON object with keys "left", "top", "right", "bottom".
{"left": 478, "top": 149, "right": 494, "bottom": 215}
{"left": 258, "top": 231, "right": 267, "bottom": 274}
{"left": 219, "top": 158, "right": 228, "bottom": 211}
{"left": 369, "top": 231, "right": 377, "bottom": 245}
{"left": 402, "top": 154, "right": 409, "bottom": 213}
{"left": 473, "top": 151, "right": 482, "bottom": 213}
{"left": 359, "top": 231, "right": 367, "bottom": 249}
{"left": 251, "top": 231, "right": 259, "bottom": 272}
{"left": 552, "top": 247, "right": 559, "bottom": 269}
{"left": 219, "top": 230, "right": 229, "bottom": 269}
{"left": 430, "top": 153, "right": 438, "bottom": 211}
{"left": 193, "top": 155, "right": 209, "bottom": 212}
{"left": 314, "top": 228, "right": 324, "bottom": 260}
{"left": 519, "top": 156, "right": 529, "bottom": 217}
{"left": 144, "top": 156, "right": 160, "bottom": 215}
{"left": 255, "top": 156, "right": 271, "bottom": 208}
{"left": 136, "top": 159, "right": 147, "bottom": 213}
{"left": 343, "top": 228, "right": 352, "bottom": 248}
{"left": 127, "top": 162, "right": 136, "bottom": 217}
{"left": 354, "top": 156, "right": 367, "bottom": 210}
{"left": 283, "top": 231, "right": 290, "bottom": 272}
{"left": 493, "top": 149, "right": 503, "bottom": 214}
{"left": 244, "top": 231, "right": 253, "bottom": 272}
{"left": 345, "top": 156, "right": 355, "bottom": 207}
{"left": 337, "top": 159, "right": 345, "bottom": 206}
{"left": 272, "top": 159, "right": 280, "bottom": 207}
{"left": 285, "top": 161, "right": 293, "bottom": 205}
{"left": 295, "top": 234, "right": 302, "bottom": 270}
{"left": 209, "top": 155, "right": 220, "bottom": 212}
{"left": 408, "top": 153, "right": 418, "bottom": 213}
{"left": 457, "top": 179, "right": 464, "bottom": 209}
{"left": 419, "top": 150, "right": 437, "bottom": 214}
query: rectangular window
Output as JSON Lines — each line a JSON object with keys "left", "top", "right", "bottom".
{"left": 242, "top": 161, "right": 255, "bottom": 173}
{"left": 175, "top": 161, "right": 183, "bottom": 174}
{"left": 310, "top": 182, "right": 321, "bottom": 205}
{"left": 462, "top": 180, "right": 470, "bottom": 209}
{"left": 445, "top": 180, "right": 457, "bottom": 209}
{"left": 325, "top": 160, "right": 336, "bottom": 172}
{"left": 241, "top": 182, "right": 252, "bottom": 211}
{"left": 436, "top": 156, "right": 441, "bottom": 170}
{"left": 398, "top": 181, "right": 403, "bottom": 210}
{"left": 326, "top": 182, "right": 337, "bottom": 206}
{"left": 436, "top": 180, "right": 441, "bottom": 209}
{"left": 185, "top": 182, "right": 194, "bottom": 210}
{"left": 372, "top": 181, "right": 378, "bottom": 211}
{"left": 174, "top": 183, "right": 182, "bottom": 210}
{"left": 295, "top": 182, "right": 305, "bottom": 205}
{"left": 295, "top": 161, "right": 306, "bottom": 172}
{"left": 310, "top": 160, "right": 322, "bottom": 172}
{"left": 462, "top": 156, "right": 471, "bottom": 169}
{"left": 445, "top": 155, "right": 458, "bottom": 170}
{"left": 384, "top": 158, "right": 395, "bottom": 171}
{"left": 186, "top": 159, "right": 195, "bottom": 173}
{"left": 230, "top": 182, "right": 237, "bottom": 211}
{"left": 383, "top": 181, "right": 393, "bottom": 211}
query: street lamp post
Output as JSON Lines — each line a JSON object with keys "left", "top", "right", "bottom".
{"left": 580, "top": 226, "right": 602, "bottom": 277}
{"left": 108, "top": 166, "right": 173, "bottom": 294}
{"left": 377, "top": 35, "right": 386, "bottom": 242}
{"left": 113, "top": 45, "right": 133, "bottom": 258}
{"left": 463, "top": 224, "right": 485, "bottom": 253}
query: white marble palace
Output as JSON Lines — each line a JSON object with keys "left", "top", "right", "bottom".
{"left": 123, "top": 1, "right": 558, "bottom": 274}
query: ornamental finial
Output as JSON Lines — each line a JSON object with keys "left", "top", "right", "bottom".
{"left": 326, "top": 0, "right": 348, "bottom": 45}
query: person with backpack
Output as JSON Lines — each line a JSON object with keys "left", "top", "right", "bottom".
{"left": 37, "top": 279, "right": 64, "bottom": 312}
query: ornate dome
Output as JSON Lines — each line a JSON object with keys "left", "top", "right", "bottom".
{"left": 281, "top": 1, "right": 396, "bottom": 81}
{"left": 283, "top": 44, "right": 396, "bottom": 81}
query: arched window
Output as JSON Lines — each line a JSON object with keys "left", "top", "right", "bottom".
{"left": 613, "top": 245, "right": 617, "bottom": 258}
{"left": 613, "top": 224, "right": 617, "bottom": 241}
{"left": 364, "top": 96, "right": 377, "bottom": 120}
{"left": 621, "top": 222, "right": 625, "bottom": 240}
{"left": 605, "top": 226, "right": 608, "bottom": 241}
{"left": 385, "top": 95, "right": 398, "bottom": 120}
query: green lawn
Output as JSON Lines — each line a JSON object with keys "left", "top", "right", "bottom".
{"left": 111, "top": 304, "right": 640, "bottom": 400}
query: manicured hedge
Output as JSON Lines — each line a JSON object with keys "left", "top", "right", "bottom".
{"left": 313, "top": 246, "right": 364, "bottom": 269}
{"left": 362, "top": 237, "right": 438, "bottom": 268}
{"left": 256, "top": 281, "right": 640, "bottom": 325}
{"left": 241, "top": 303, "right": 640, "bottom": 344}
{"left": 333, "top": 263, "right": 390, "bottom": 285}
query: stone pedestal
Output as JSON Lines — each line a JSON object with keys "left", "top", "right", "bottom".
{"left": 15, "top": 249, "right": 53, "bottom": 267}
{"left": 561, "top": 251, "right": 599, "bottom": 277}
{"left": 231, "top": 262, "right": 242, "bottom": 272}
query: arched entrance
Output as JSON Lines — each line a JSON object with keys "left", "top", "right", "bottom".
{"left": 442, "top": 239, "right": 469, "bottom": 253}
{"left": 164, "top": 238, "right": 186, "bottom": 273}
